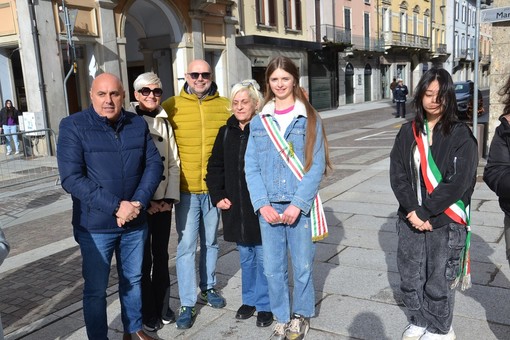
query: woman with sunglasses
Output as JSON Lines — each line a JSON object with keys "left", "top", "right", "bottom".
{"left": 206, "top": 79, "right": 273, "bottom": 328}
{"left": 245, "top": 56, "right": 332, "bottom": 340}
{"left": 130, "top": 72, "right": 181, "bottom": 333}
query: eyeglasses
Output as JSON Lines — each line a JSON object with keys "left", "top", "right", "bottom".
{"left": 188, "top": 72, "right": 211, "bottom": 80}
{"left": 138, "top": 87, "right": 163, "bottom": 97}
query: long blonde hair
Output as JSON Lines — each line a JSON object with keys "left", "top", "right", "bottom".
{"left": 264, "top": 56, "right": 332, "bottom": 174}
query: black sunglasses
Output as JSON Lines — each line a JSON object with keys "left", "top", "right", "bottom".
{"left": 138, "top": 87, "right": 163, "bottom": 97}
{"left": 188, "top": 72, "right": 211, "bottom": 80}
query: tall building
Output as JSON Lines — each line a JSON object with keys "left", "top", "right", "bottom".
{"left": 0, "top": 0, "right": 238, "bottom": 143}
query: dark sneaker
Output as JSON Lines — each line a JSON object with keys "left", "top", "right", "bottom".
{"left": 199, "top": 288, "right": 226, "bottom": 308}
{"left": 270, "top": 322, "right": 288, "bottom": 340}
{"left": 235, "top": 304, "right": 256, "bottom": 319}
{"left": 286, "top": 313, "right": 310, "bottom": 340}
{"left": 175, "top": 306, "right": 196, "bottom": 329}
{"left": 161, "top": 307, "right": 176, "bottom": 325}
{"left": 256, "top": 311, "right": 273, "bottom": 327}
{"left": 143, "top": 317, "right": 162, "bottom": 332}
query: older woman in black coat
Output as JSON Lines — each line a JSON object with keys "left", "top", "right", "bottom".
{"left": 206, "top": 80, "right": 273, "bottom": 328}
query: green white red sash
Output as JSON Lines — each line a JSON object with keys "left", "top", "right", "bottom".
{"left": 413, "top": 121, "right": 471, "bottom": 290}
{"left": 260, "top": 114, "right": 328, "bottom": 241}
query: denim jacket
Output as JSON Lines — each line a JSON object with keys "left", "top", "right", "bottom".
{"left": 245, "top": 99, "right": 326, "bottom": 215}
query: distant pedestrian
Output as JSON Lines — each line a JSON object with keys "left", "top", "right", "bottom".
{"left": 0, "top": 100, "right": 21, "bottom": 155}
{"left": 390, "top": 67, "right": 478, "bottom": 340}
{"left": 393, "top": 79, "right": 409, "bottom": 118}
{"left": 206, "top": 79, "right": 273, "bottom": 328}
{"left": 57, "top": 73, "right": 163, "bottom": 340}
{"left": 0, "top": 227, "right": 10, "bottom": 340}
{"left": 484, "top": 74, "right": 510, "bottom": 268}
{"left": 245, "top": 56, "right": 332, "bottom": 340}
{"left": 390, "top": 78, "right": 398, "bottom": 103}
{"left": 129, "top": 72, "right": 181, "bottom": 333}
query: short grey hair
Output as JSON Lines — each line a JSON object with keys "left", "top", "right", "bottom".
{"left": 133, "top": 72, "right": 162, "bottom": 91}
{"left": 230, "top": 79, "right": 264, "bottom": 112}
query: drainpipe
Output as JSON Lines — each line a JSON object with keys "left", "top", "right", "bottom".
{"left": 315, "top": 0, "right": 321, "bottom": 42}
{"left": 28, "top": 0, "right": 51, "bottom": 155}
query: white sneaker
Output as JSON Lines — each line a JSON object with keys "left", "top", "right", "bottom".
{"left": 14, "top": 151, "right": 20, "bottom": 155}
{"left": 402, "top": 324, "right": 427, "bottom": 340}
{"left": 5, "top": 151, "right": 11, "bottom": 156}
{"left": 420, "top": 327, "right": 456, "bottom": 340}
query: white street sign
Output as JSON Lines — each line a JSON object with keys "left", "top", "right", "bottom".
{"left": 481, "top": 6, "right": 510, "bottom": 23}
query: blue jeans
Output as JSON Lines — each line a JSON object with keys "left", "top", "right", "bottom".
{"left": 174, "top": 192, "right": 220, "bottom": 307}
{"left": 2, "top": 125, "right": 19, "bottom": 153}
{"left": 397, "top": 217, "right": 466, "bottom": 334}
{"left": 75, "top": 227, "right": 147, "bottom": 339}
{"left": 259, "top": 202, "right": 316, "bottom": 323}
{"left": 238, "top": 243, "right": 270, "bottom": 312}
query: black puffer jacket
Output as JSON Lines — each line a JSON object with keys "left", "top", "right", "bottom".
{"left": 206, "top": 115, "right": 261, "bottom": 244}
{"left": 484, "top": 114, "right": 510, "bottom": 216}
{"left": 390, "top": 120, "right": 478, "bottom": 227}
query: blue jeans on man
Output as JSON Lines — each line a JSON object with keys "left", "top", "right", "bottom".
{"left": 75, "top": 227, "right": 147, "bottom": 339}
{"left": 259, "top": 202, "right": 316, "bottom": 323}
{"left": 237, "top": 243, "right": 270, "bottom": 312}
{"left": 174, "top": 193, "right": 220, "bottom": 307}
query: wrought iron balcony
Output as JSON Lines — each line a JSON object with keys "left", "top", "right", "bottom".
{"left": 380, "top": 31, "right": 430, "bottom": 49}
{"left": 311, "top": 24, "right": 351, "bottom": 44}
{"left": 433, "top": 43, "right": 447, "bottom": 55}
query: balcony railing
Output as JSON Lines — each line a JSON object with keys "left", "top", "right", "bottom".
{"left": 311, "top": 24, "right": 351, "bottom": 44}
{"left": 380, "top": 31, "right": 430, "bottom": 49}
{"left": 311, "top": 24, "right": 384, "bottom": 52}
{"left": 433, "top": 43, "right": 447, "bottom": 54}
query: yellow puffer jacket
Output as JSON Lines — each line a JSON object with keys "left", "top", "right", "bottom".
{"left": 162, "top": 87, "right": 230, "bottom": 193}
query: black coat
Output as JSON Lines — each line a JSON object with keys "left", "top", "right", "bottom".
{"left": 393, "top": 84, "right": 408, "bottom": 102}
{"left": 206, "top": 115, "right": 261, "bottom": 244}
{"left": 390, "top": 121, "right": 478, "bottom": 227}
{"left": 484, "top": 114, "right": 510, "bottom": 217}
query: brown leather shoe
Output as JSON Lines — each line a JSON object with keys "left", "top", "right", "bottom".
{"left": 123, "top": 330, "right": 157, "bottom": 340}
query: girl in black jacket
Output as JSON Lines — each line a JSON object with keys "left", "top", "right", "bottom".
{"left": 484, "top": 75, "right": 510, "bottom": 268}
{"left": 390, "top": 68, "right": 478, "bottom": 340}
{"left": 206, "top": 80, "right": 273, "bottom": 328}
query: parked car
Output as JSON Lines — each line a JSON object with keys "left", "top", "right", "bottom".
{"left": 454, "top": 80, "right": 484, "bottom": 120}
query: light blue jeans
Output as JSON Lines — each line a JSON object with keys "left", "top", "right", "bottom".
{"left": 174, "top": 192, "right": 220, "bottom": 307}
{"left": 259, "top": 202, "right": 316, "bottom": 323}
{"left": 238, "top": 244, "right": 270, "bottom": 312}
{"left": 2, "top": 125, "right": 19, "bottom": 153}
{"left": 75, "top": 227, "right": 147, "bottom": 339}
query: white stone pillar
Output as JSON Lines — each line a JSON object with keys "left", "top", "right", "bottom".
{"left": 96, "top": 0, "right": 121, "bottom": 76}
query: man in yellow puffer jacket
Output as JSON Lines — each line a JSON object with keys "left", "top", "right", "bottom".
{"left": 161, "top": 59, "right": 230, "bottom": 329}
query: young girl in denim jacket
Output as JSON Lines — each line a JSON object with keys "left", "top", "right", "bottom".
{"left": 245, "top": 56, "right": 331, "bottom": 340}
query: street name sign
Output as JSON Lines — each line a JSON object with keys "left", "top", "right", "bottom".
{"left": 481, "top": 6, "right": 510, "bottom": 23}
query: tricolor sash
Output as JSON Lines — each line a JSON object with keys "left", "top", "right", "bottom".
{"left": 260, "top": 114, "right": 328, "bottom": 241}
{"left": 413, "top": 121, "right": 472, "bottom": 290}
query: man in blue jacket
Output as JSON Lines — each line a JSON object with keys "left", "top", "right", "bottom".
{"left": 57, "top": 73, "right": 163, "bottom": 340}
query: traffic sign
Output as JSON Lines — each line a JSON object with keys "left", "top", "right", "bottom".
{"left": 481, "top": 6, "right": 510, "bottom": 23}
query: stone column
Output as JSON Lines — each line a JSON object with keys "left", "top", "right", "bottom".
{"left": 487, "top": 0, "right": 510, "bottom": 144}
{"left": 96, "top": 0, "right": 121, "bottom": 76}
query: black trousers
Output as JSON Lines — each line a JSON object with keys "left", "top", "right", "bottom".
{"left": 141, "top": 210, "right": 172, "bottom": 322}
{"left": 396, "top": 101, "right": 406, "bottom": 117}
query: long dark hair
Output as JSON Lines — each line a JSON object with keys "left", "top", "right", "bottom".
{"left": 412, "top": 67, "right": 457, "bottom": 136}
{"left": 264, "top": 56, "right": 332, "bottom": 173}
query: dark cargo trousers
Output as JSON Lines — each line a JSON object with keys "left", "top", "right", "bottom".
{"left": 396, "top": 217, "right": 466, "bottom": 334}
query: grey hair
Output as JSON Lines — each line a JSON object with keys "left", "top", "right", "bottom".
{"left": 133, "top": 72, "right": 162, "bottom": 91}
{"left": 230, "top": 79, "right": 264, "bottom": 112}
